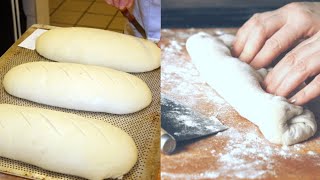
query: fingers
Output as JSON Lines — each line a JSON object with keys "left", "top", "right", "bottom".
{"left": 250, "top": 24, "right": 303, "bottom": 69}
{"left": 232, "top": 12, "right": 273, "bottom": 58}
{"left": 105, "top": 0, "right": 112, "bottom": 5}
{"left": 232, "top": 16, "right": 255, "bottom": 57}
{"left": 264, "top": 34, "right": 320, "bottom": 93}
{"left": 290, "top": 75, "right": 320, "bottom": 105}
{"left": 127, "top": 0, "right": 134, "bottom": 8}
{"left": 110, "top": 0, "right": 133, "bottom": 9}
{"left": 119, "top": 0, "right": 129, "bottom": 9}
{"left": 264, "top": 38, "right": 320, "bottom": 99}
{"left": 238, "top": 13, "right": 285, "bottom": 64}
{"left": 112, "top": 0, "right": 119, "bottom": 8}
{"left": 274, "top": 61, "right": 309, "bottom": 97}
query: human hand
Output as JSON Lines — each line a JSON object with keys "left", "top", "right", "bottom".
{"left": 232, "top": 2, "right": 320, "bottom": 69}
{"left": 263, "top": 31, "right": 320, "bottom": 105}
{"left": 105, "top": 0, "right": 134, "bottom": 10}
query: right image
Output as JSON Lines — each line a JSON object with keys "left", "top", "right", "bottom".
{"left": 160, "top": 1, "right": 320, "bottom": 179}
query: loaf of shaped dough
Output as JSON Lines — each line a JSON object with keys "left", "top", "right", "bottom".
{"left": 3, "top": 62, "right": 152, "bottom": 114}
{"left": 35, "top": 27, "right": 160, "bottom": 73}
{"left": 0, "top": 104, "right": 137, "bottom": 179}
{"left": 186, "top": 32, "right": 317, "bottom": 145}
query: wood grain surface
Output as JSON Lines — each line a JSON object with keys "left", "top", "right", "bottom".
{"left": 161, "top": 28, "right": 320, "bottom": 180}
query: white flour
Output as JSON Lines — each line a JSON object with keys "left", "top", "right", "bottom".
{"left": 162, "top": 127, "right": 319, "bottom": 179}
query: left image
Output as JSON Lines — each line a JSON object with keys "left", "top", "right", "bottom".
{"left": 0, "top": 0, "right": 160, "bottom": 179}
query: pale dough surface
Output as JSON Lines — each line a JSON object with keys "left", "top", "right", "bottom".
{"left": 0, "top": 104, "right": 137, "bottom": 179}
{"left": 3, "top": 62, "right": 152, "bottom": 114}
{"left": 186, "top": 32, "right": 317, "bottom": 145}
{"left": 35, "top": 27, "right": 161, "bottom": 73}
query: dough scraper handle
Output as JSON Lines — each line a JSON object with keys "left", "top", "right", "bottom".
{"left": 120, "top": 8, "right": 147, "bottom": 39}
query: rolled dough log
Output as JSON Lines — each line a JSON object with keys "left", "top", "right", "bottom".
{"left": 0, "top": 104, "right": 137, "bottom": 179}
{"left": 186, "top": 32, "right": 317, "bottom": 145}
{"left": 35, "top": 27, "right": 160, "bottom": 73}
{"left": 3, "top": 62, "right": 152, "bottom": 114}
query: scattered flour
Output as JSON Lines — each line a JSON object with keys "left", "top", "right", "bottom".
{"left": 162, "top": 127, "right": 320, "bottom": 179}
{"left": 211, "top": 127, "right": 320, "bottom": 179}
{"left": 161, "top": 33, "right": 228, "bottom": 110}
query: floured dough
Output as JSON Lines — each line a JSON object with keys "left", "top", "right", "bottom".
{"left": 0, "top": 104, "right": 137, "bottom": 179}
{"left": 186, "top": 32, "right": 317, "bottom": 145}
{"left": 3, "top": 62, "right": 152, "bottom": 114}
{"left": 36, "top": 27, "right": 160, "bottom": 73}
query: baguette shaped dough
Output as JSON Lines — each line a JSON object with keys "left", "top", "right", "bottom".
{"left": 0, "top": 104, "right": 137, "bottom": 179}
{"left": 186, "top": 32, "right": 317, "bottom": 145}
{"left": 35, "top": 27, "right": 160, "bottom": 73}
{"left": 3, "top": 62, "right": 152, "bottom": 114}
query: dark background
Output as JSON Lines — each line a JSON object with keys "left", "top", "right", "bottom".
{"left": 0, "top": 0, "right": 26, "bottom": 55}
{"left": 162, "top": 0, "right": 320, "bottom": 28}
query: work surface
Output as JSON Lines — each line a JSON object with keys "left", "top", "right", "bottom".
{"left": 161, "top": 28, "right": 320, "bottom": 179}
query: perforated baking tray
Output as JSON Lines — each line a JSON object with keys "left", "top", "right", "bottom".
{"left": 0, "top": 24, "right": 160, "bottom": 180}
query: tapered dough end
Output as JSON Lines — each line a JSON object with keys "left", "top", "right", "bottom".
{"left": 35, "top": 27, "right": 160, "bottom": 73}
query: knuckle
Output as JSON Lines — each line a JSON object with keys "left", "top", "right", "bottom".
{"left": 293, "top": 62, "right": 308, "bottom": 74}
{"left": 265, "top": 37, "right": 282, "bottom": 50}
{"left": 251, "top": 15, "right": 262, "bottom": 26}
{"left": 284, "top": 52, "right": 298, "bottom": 66}
{"left": 284, "top": 2, "right": 303, "bottom": 11}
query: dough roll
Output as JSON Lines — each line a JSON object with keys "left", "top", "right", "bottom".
{"left": 0, "top": 104, "right": 137, "bottom": 179}
{"left": 35, "top": 27, "right": 160, "bottom": 73}
{"left": 3, "top": 62, "right": 152, "bottom": 114}
{"left": 186, "top": 32, "right": 317, "bottom": 145}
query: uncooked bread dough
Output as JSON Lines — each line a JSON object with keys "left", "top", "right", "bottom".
{"left": 35, "top": 27, "right": 160, "bottom": 73}
{"left": 0, "top": 104, "right": 137, "bottom": 179}
{"left": 3, "top": 62, "right": 152, "bottom": 114}
{"left": 186, "top": 32, "right": 317, "bottom": 145}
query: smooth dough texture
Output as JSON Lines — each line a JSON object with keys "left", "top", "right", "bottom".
{"left": 3, "top": 62, "right": 152, "bottom": 114}
{"left": 35, "top": 27, "right": 160, "bottom": 73}
{"left": 0, "top": 104, "right": 137, "bottom": 179}
{"left": 186, "top": 32, "right": 317, "bottom": 145}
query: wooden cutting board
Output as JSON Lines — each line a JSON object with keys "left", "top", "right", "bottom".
{"left": 161, "top": 28, "right": 320, "bottom": 180}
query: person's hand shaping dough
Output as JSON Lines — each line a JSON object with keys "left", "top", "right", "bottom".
{"left": 233, "top": 2, "right": 320, "bottom": 105}
{"left": 264, "top": 31, "right": 320, "bottom": 106}
{"left": 105, "top": 0, "right": 134, "bottom": 10}
{"left": 232, "top": 2, "right": 320, "bottom": 68}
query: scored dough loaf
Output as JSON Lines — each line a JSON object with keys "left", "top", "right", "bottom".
{"left": 186, "top": 32, "right": 317, "bottom": 145}
{"left": 3, "top": 62, "right": 152, "bottom": 114}
{"left": 0, "top": 104, "right": 137, "bottom": 179}
{"left": 35, "top": 27, "right": 160, "bottom": 73}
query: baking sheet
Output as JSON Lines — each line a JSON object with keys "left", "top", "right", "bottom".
{"left": 0, "top": 24, "right": 160, "bottom": 180}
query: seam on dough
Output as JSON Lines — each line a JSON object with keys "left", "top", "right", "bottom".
{"left": 135, "top": 38, "right": 154, "bottom": 63}
{"left": 39, "top": 113, "right": 62, "bottom": 136}
{"left": 102, "top": 71, "right": 117, "bottom": 85}
{"left": 25, "top": 67, "right": 31, "bottom": 72}
{"left": 57, "top": 65, "right": 72, "bottom": 80}
{"left": 80, "top": 65, "right": 94, "bottom": 80}
{"left": 69, "top": 117, "right": 87, "bottom": 136}
{"left": 0, "top": 120, "right": 5, "bottom": 128}
{"left": 124, "top": 75, "right": 137, "bottom": 89}
{"left": 18, "top": 111, "right": 32, "bottom": 127}
{"left": 40, "top": 64, "right": 49, "bottom": 72}
{"left": 88, "top": 121, "right": 110, "bottom": 144}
